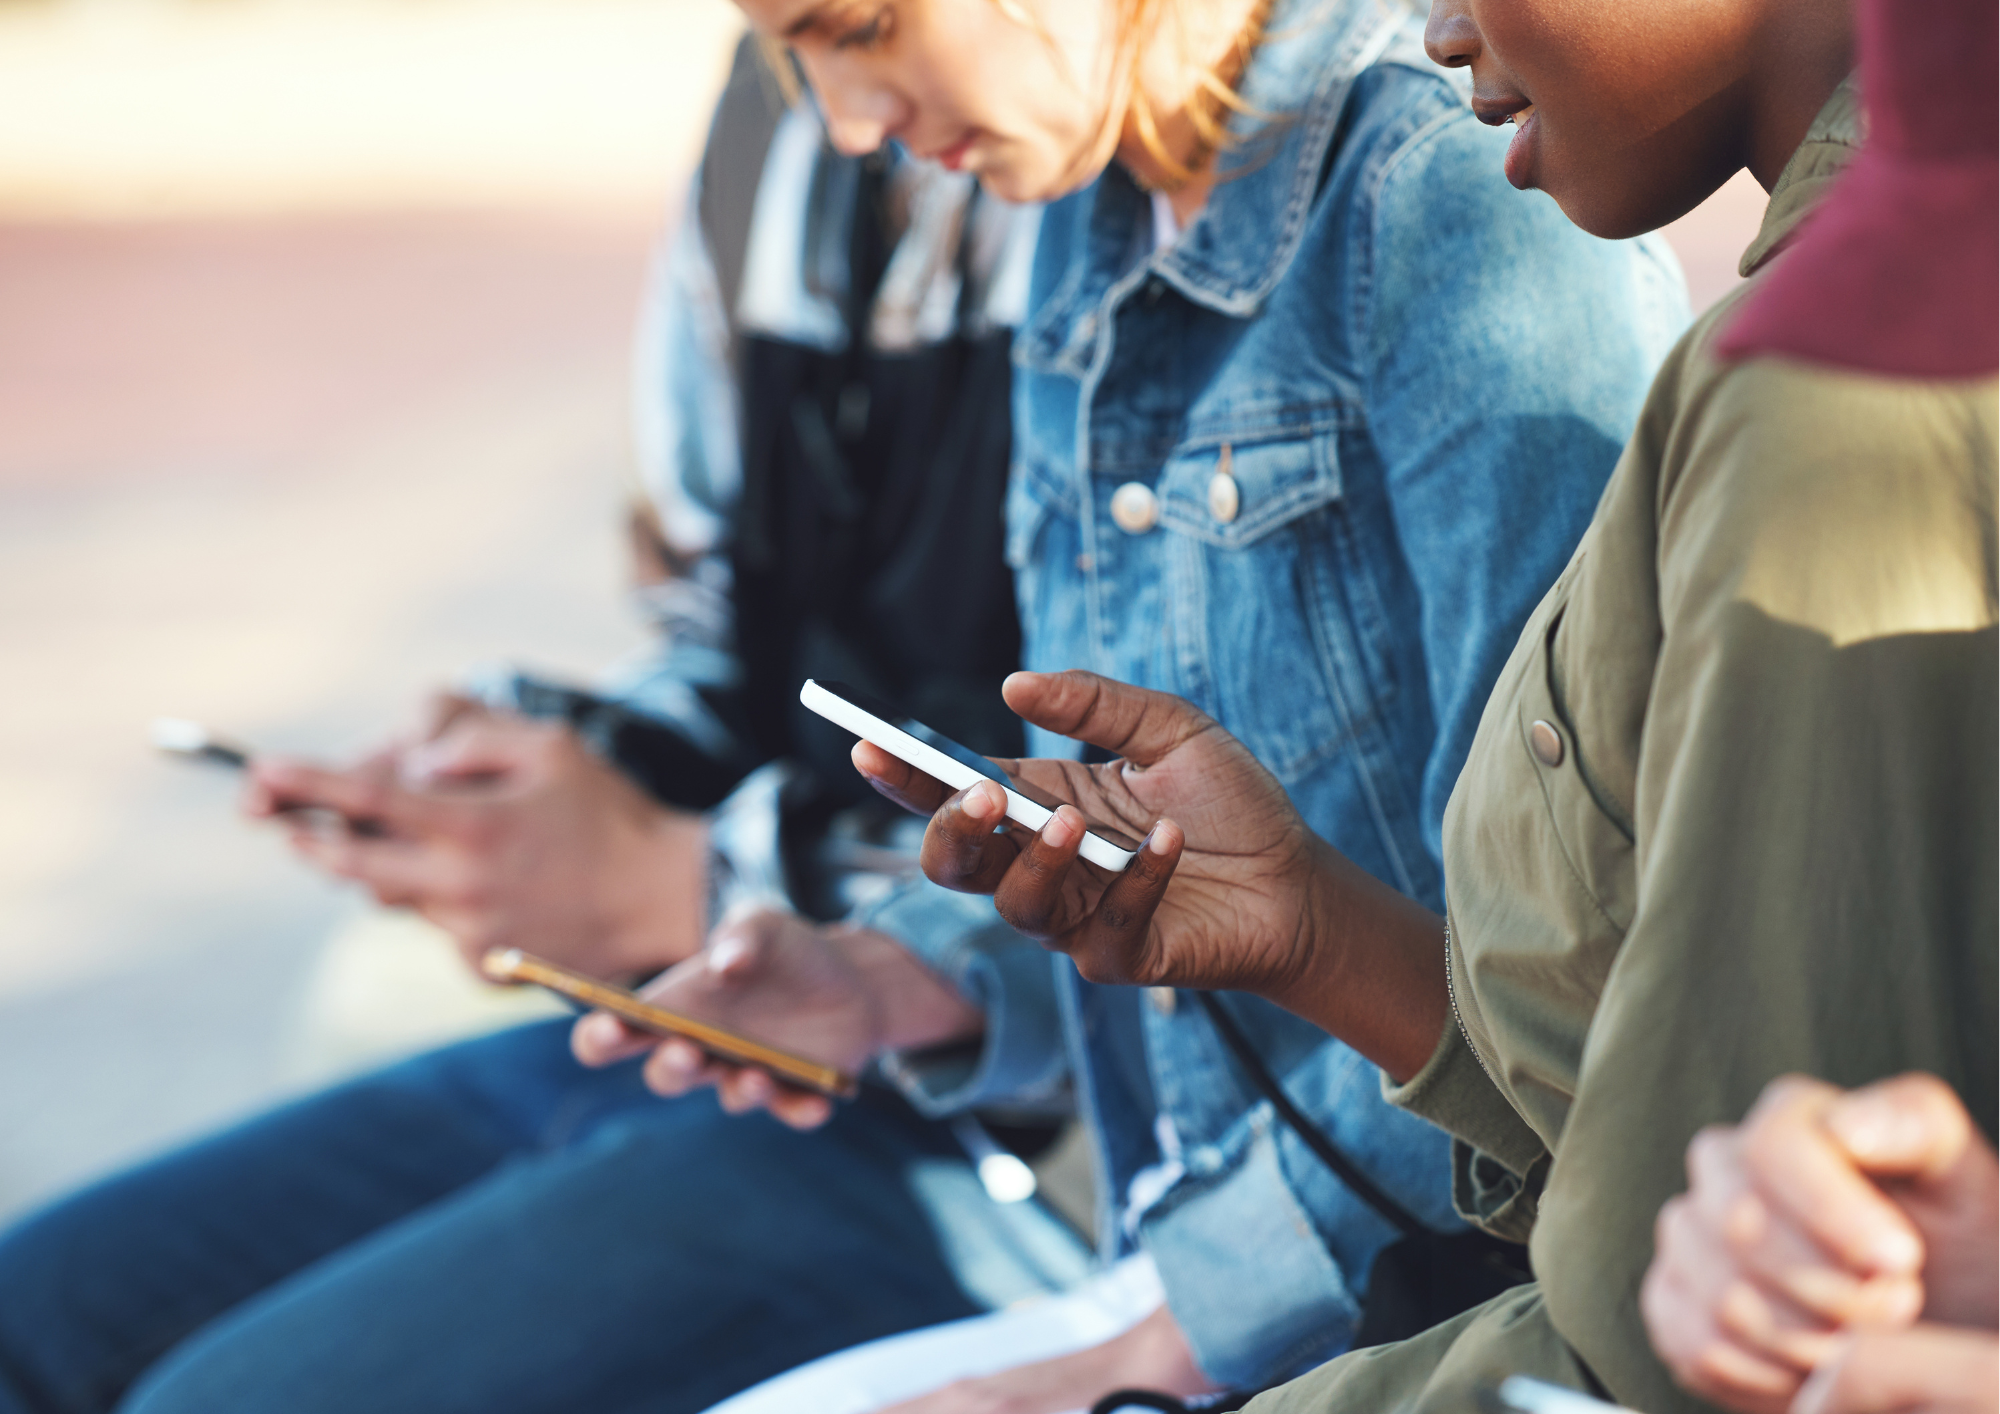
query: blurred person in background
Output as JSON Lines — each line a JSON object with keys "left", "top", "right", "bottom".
{"left": 1643, "top": 1072, "right": 1997, "bottom": 1414}
{"left": 0, "top": 41, "right": 1086, "bottom": 1414}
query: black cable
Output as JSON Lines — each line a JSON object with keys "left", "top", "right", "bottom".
{"left": 1194, "top": 991, "right": 1429, "bottom": 1239}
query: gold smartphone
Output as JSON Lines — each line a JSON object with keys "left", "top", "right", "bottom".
{"left": 480, "top": 948, "right": 858, "bottom": 1100}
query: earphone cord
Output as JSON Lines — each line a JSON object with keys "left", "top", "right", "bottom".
{"left": 1194, "top": 991, "right": 1431, "bottom": 1240}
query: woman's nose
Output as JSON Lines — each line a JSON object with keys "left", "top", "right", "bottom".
{"left": 800, "top": 58, "right": 905, "bottom": 156}
{"left": 1424, "top": 2, "right": 1481, "bottom": 68}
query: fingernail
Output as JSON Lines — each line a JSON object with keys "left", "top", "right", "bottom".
{"left": 1042, "top": 809, "right": 1079, "bottom": 848}
{"left": 709, "top": 934, "right": 750, "bottom": 973}
{"left": 585, "top": 1013, "right": 622, "bottom": 1047}
{"left": 1869, "top": 1227, "right": 1922, "bottom": 1274}
{"left": 398, "top": 744, "right": 442, "bottom": 786}
{"left": 963, "top": 785, "right": 1002, "bottom": 822}
{"left": 1144, "top": 823, "right": 1174, "bottom": 855}
{"left": 1824, "top": 1094, "right": 1914, "bottom": 1161}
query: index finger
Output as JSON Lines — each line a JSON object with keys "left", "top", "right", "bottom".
{"left": 852, "top": 740, "right": 955, "bottom": 815}
{"left": 1741, "top": 1077, "right": 1926, "bottom": 1277}
{"left": 571, "top": 1009, "right": 656, "bottom": 1067}
{"left": 251, "top": 759, "right": 419, "bottom": 837}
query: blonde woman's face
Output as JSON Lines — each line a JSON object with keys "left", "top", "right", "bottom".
{"left": 734, "top": 0, "right": 1115, "bottom": 203}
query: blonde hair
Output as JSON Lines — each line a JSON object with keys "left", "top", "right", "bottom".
{"left": 1078, "top": 0, "right": 1268, "bottom": 188}
{"left": 762, "top": 0, "right": 1268, "bottom": 189}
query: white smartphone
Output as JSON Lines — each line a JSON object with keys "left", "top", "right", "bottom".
{"left": 800, "top": 678, "right": 1140, "bottom": 872}
{"left": 151, "top": 717, "right": 387, "bottom": 837}
{"left": 151, "top": 718, "right": 253, "bottom": 770}
{"left": 1487, "top": 1376, "right": 1639, "bottom": 1414}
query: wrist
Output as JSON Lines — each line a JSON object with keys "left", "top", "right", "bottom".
{"left": 1261, "top": 837, "right": 1450, "bottom": 1084}
{"left": 1255, "top": 834, "right": 1353, "bottom": 1021}
{"left": 831, "top": 925, "right": 985, "bottom": 1057}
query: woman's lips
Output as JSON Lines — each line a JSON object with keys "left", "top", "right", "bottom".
{"left": 929, "top": 134, "right": 975, "bottom": 171}
{"left": 1503, "top": 105, "right": 1539, "bottom": 190}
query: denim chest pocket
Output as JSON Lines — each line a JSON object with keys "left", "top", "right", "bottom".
{"left": 1156, "top": 430, "right": 1361, "bottom": 783}
{"left": 1155, "top": 430, "right": 1343, "bottom": 549}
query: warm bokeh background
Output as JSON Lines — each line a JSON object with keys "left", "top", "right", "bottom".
{"left": 0, "top": 0, "right": 1764, "bottom": 1223}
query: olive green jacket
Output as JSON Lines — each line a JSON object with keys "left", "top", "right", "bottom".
{"left": 1251, "top": 82, "right": 1998, "bottom": 1414}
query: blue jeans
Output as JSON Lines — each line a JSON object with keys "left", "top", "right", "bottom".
{"left": 0, "top": 1020, "right": 1022, "bottom": 1414}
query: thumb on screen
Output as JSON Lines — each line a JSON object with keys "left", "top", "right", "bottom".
{"left": 1001, "top": 670, "right": 1218, "bottom": 768}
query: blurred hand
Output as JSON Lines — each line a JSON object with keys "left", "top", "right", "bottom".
{"left": 874, "top": 1302, "right": 1217, "bottom": 1414}
{"left": 571, "top": 907, "right": 983, "bottom": 1131}
{"left": 1794, "top": 1327, "right": 1999, "bottom": 1414}
{"left": 245, "top": 696, "right": 707, "bottom": 980}
{"left": 853, "top": 670, "right": 1450, "bottom": 1080}
{"left": 1642, "top": 1073, "right": 1998, "bottom": 1414}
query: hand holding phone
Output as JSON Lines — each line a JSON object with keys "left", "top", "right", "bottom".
{"left": 842, "top": 670, "right": 1450, "bottom": 1084}
{"left": 486, "top": 946, "right": 859, "bottom": 1099}
{"left": 153, "top": 718, "right": 388, "bottom": 838}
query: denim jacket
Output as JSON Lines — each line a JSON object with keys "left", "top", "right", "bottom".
{"left": 860, "top": 0, "right": 1689, "bottom": 1389}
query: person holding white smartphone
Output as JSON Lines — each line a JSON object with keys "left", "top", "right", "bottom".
{"left": 576, "top": 0, "right": 1687, "bottom": 1408}
{"left": 848, "top": 0, "right": 1997, "bottom": 1408}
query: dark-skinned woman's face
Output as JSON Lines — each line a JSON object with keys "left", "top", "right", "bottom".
{"left": 1423, "top": 0, "right": 1758, "bottom": 238}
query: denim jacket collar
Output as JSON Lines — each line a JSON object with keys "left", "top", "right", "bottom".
{"left": 1154, "top": 0, "right": 1427, "bottom": 313}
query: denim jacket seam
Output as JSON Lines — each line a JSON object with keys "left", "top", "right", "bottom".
{"left": 1155, "top": 0, "right": 1412, "bottom": 310}
{"left": 1353, "top": 99, "right": 1469, "bottom": 384}
{"left": 1296, "top": 521, "right": 1427, "bottom": 895}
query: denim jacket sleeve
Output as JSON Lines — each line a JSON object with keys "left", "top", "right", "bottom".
{"left": 850, "top": 878, "right": 1071, "bottom": 1116}
{"left": 1360, "top": 103, "right": 1688, "bottom": 866}
{"left": 1132, "top": 94, "right": 1684, "bottom": 1391}
{"left": 1138, "top": 1028, "right": 1462, "bottom": 1388}
{"left": 591, "top": 202, "right": 751, "bottom": 739}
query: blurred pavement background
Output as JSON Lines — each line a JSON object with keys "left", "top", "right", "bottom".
{"left": 0, "top": 0, "right": 1764, "bottom": 1225}
{"left": 0, "top": 0, "right": 742, "bottom": 1220}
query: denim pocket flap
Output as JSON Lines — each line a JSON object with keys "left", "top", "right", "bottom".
{"left": 1156, "top": 430, "right": 1343, "bottom": 549}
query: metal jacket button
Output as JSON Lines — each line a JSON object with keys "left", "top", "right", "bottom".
{"left": 1208, "top": 444, "right": 1240, "bottom": 524}
{"left": 1530, "top": 719, "right": 1565, "bottom": 767}
{"left": 1208, "top": 476, "right": 1239, "bottom": 525}
{"left": 1110, "top": 482, "right": 1160, "bottom": 534}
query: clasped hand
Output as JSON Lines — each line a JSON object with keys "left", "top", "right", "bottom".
{"left": 1643, "top": 1072, "right": 1999, "bottom": 1414}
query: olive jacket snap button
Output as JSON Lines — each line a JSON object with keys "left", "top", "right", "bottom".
{"left": 1530, "top": 719, "right": 1565, "bottom": 767}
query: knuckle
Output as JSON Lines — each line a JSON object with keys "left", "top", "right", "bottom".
{"left": 1655, "top": 1194, "right": 1690, "bottom": 1248}
{"left": 996, "top": 897, "right": 1054, "bottom": 940}
{"left": 1740, "top": 1117, "right": 1795, "bottom": 1175}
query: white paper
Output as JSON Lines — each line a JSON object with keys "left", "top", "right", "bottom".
{"left": 701, "top": 1254, "right": 1166, "bottom": 1414}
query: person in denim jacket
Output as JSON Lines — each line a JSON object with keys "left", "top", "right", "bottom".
{"left": 613, "top": 0, "right": 1687, "bottom": 1404}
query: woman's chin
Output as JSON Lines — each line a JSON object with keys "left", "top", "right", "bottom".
{"left": 970, "top": 147, "right": 1098, "bottom": 206}
{"left": 976, "top": 167, "right": 1057, "bottom": 205}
